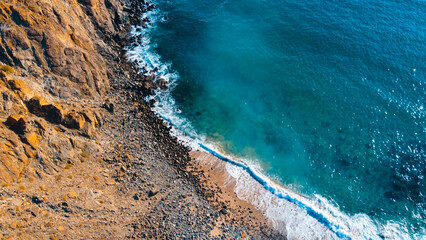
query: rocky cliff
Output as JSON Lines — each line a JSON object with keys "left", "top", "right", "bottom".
{"left": 0, "top": 0, "right": 134, "bottom": 238}
{"left": 0, "top": 0, "right": 128, "bottom": 184}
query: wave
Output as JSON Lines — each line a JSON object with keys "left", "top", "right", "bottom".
{"left": 124, "top": 2, "right": 418, "bottom": 239}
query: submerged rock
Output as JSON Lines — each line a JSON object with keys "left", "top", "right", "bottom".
{"left": 157, "top": 77, "right": 169, "bottom": 90}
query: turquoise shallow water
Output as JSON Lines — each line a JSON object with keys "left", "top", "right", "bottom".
{"left": 131, "top": 0, "right": 425, "bottom": 238}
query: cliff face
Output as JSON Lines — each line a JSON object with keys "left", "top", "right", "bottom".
{"left": 1, "top": 0, "right": 133, "bottom": 95}
{"left": 0, "top": 0, "right": 134, "bottom": 238}
{"left": 0, "top": 0, "right": 126, "bottom": 184}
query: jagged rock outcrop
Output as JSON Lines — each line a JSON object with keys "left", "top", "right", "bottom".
{"left": 0, "top": 0, "right": 126, "bottom": 98}
{"left": 0, "top": 68, "right": 106, "bottom": 183}
{"left": 0, "top": 0, "right": 125, "bottom": 184}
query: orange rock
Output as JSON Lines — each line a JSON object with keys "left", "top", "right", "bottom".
{"left": 34, "top": 119, "right": 48, "bottom": 132}
{"left": 0, "top": 70, "right": 6, "bottom": 82}
{"left": 0, "top": 2, "right": 12, "bottom": 22}
{"left": 81, "top": 110, "right": 98, "bottom": 126}
{"left": 25, "top": 97, "right": 41, "bottom": 112}
{"left": 10, "top": 6, "right": 30, "bottom": 24}
{"left": 0, "top": 145, "right": 24, "bottom": 183}
{"left": 6, "top": 79, "right": 33, "bottom": 100}
{"left": 23, "top": 144, "right": 37, "bottom": 159}
{"left": 68, "top": 191, "right": 78, "bottom": 198}
{"left": 10, "top": 222, "right": 18, "bottom": 229}
{"left": 25, "top": 132, "right": 40, "bottom": 149}
{"left": 7, "top": 79, "right": 25, "bottom": 89}
{"left": 0, "top": 65, "right": 14, "bottom": 75}
{"left": 26, "top": 97, "right": 63, "bottom": 124}
{"left": 0, "top": 169, "right": 13, "bottom": 183}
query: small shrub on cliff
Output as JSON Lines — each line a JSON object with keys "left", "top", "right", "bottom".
{"left": 0, "top": 65, "right": 14, "bottom": 75}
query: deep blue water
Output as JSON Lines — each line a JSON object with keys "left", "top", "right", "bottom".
{"left": 136, "top": 0, "right": 425, "bottom": 238}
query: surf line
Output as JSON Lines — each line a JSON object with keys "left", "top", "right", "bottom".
{"left": 198, "top": 143, "right": 354, "bottom": 240}
{"left": 156, "top": 114, "right": 358, "bottom": 240}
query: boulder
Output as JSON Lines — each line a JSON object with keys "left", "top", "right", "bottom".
{"left": 81, "top": 110, "right": 98, "bottom": 126}
{"left": 4, "top": 115, "right": 26, "bottom": 132}
{"left": 81, "top": 121, "right": 95, "bottom": 138}
{"left": 26, "top": 97, "right": 63, "bottom": 124}
{"left": 62, "top": 111, "right": 84, "bottom": 130}
{"left": 143, "top": 81, "right": 154, "bottom": 94}
{"left": 7, "top": 79, "right": 33, "bottom": 100}
{"left": 102, "top": 100, "right": 114, "bottom": 113}
{"left": 157, "top": 77, "right": 169, "bottom": 90}
{"left": 147, "top": 185, "right": 160, "bottom": 197}
{"left": 26, "top": 97, "right": 45, "bottom": 115}
{"left": 3, "top": 26, "right": 35, "bottom": 69}
{"left": 24, "top": 132, "right": 40, "bottom": 149}
{"left": 43, "top": 104, "right": 63, "bottom": 124}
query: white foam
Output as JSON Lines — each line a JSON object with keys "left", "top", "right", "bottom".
{"left": 125, "top": 2, "right": 423, "bottom": 239}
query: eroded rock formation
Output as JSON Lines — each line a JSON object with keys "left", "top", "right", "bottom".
{"left": 0, "top": 0, "right": 124, "bottom": 184}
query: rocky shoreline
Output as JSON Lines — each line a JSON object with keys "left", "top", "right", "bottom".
{"left": 0, "top": 0, "right": 285, "bottom": 238}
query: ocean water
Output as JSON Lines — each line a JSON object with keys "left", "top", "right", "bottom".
{"left": 127, "top": 0, "right": 425, "bottom": 239}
